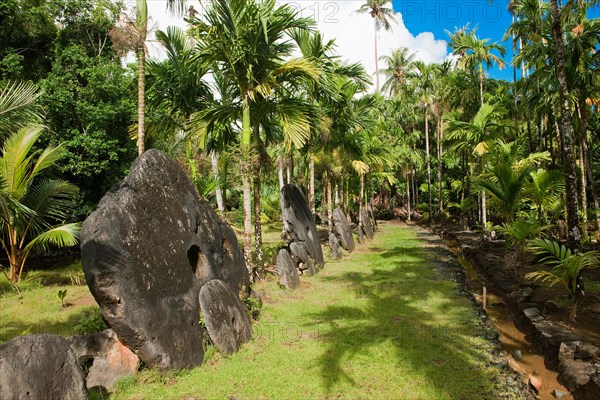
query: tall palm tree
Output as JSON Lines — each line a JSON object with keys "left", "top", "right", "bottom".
{"left": 548, "top": 0, "right": 581, "bottom": 253}
{"left": 380, "top": 47, "right": 416, "bottom": 97}
{"left": 412, "top": 61, "right": 437, "bottom": 212}
{"left": 189, "top": 0, "right": 319, "bottom": 274}
{"left": 356, "top": 0, "right": 396, "bottom": 93}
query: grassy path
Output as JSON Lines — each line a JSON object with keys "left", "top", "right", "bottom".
{"left": 115, "top": 221, "right": 506, "bottom": 400}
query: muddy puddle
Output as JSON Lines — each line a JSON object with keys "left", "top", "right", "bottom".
{"left": 454, "top": 253, "right": 573, "bottom": 400}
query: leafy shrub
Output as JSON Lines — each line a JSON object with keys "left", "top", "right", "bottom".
{"left": 74, "top": 308, "right": 108, "bottom": 335}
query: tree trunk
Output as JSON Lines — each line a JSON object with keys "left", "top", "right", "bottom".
{"left": 309, "top": 153, "right": 315, "bottom": 213}
{"left": 406, "top": 171, "right": 412, "bottom": 221}
{"left": 321, "top": 176, "right": 327, "bottom": 224}
{"left": 327, "top": 172, "right": 333, "bottom": 234}
{"left": 359, "top": 173, "right": 365, "bottom": 230}
{"left": 253, "top": 172, "right": 263, "bottom": 274}
{"left": 425, "top": 108, "right": 432, "bottom": 213}
{"left": 211, "top": 150, "right": 225, "bottom": 213}
{"left": 437, "top": 114, "right": 444, "bottom": 214}
{"left": 241, "top": 100, "right": 253, "bottom": 276}
{"left": 550, "top": 0, "right": 580, "bottom": 251}
{"left": 286, "top": 155, "right": 292, "bottom": 184}
{"left": 137, "top": 42, "right": 146, "bottom": 155}
{"left": 277, "top": 154, "right": 285, "bottom": 190}
{"left": 373, "top": 18, "right": 379, "bottom": 93}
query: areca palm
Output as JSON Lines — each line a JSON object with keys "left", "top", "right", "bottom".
{"left": 1, "top": 126, "right": 80, "bottom": 283}
{"left": 446, "top": 103, "right": 507, "bottom": 226}
{"left": 412, "top": 61, "right": 437, "bottom": 212}
{"left": 356, "top": 0, "right": 396, "bottom": 93}
{"left": 189, "top": 0, "right": 319, "bottom": 273}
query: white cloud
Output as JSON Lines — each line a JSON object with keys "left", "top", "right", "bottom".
{"left": 140, "top": 0, "right": 449, "bottom": 89}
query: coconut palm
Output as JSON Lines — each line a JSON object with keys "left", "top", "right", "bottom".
{"left": 356, "top": 0, "right": 397, "bottom": 93}
{"left": 380, "top": 47, "right": 416, "bottom": 97}
{"left": 0, "top": 81, "right": 42, "bottom": 138}
{"left": 0, "top": 126, "right": 80, "bottom": 283}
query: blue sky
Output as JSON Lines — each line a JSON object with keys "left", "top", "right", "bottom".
{"left": 393, "top": 0, "right": 600, "bottom": 81}
{"left": 394, "top": 0, "right": 515, "bottom": 80}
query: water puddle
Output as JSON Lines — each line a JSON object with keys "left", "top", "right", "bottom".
{"left": 453, "top": 250, "right": 572, "bottom": 400}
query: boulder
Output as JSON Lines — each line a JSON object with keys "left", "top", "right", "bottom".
{"left": 280, "top": 184, "right": 324, "bottom": 266}
{"left": 0, "top": 334, "right": 87, "bottom": 400}
{"left": 333, "top": 208, "right": 355, "bottom": 252}
{"left": 329, "top": 233, "right": 341, "bottom": 260}
{"left": 81, "top": 149, "right": 249, "bottom": 370}
{"left": 360, "top": 208, "right": 374, "bottom": 239}
{"left": 67, "top": 329, "right": 139, "bottom": 392}
{"left": 199, "top": 280, "right": 252, "bottom": 355}
{"left": 276, "top": 248, "right": 300, "bottom": 289}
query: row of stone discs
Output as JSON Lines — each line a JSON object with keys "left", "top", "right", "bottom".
{"left": 276, "top": 185, "right": 325, "bottom": 289}
{"left": 0, "top": 150, "right": 257, "bottom": 400}
{"left": 328, "top": 207, "right": 356, "bottom": 260}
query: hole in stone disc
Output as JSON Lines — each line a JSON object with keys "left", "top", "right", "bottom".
{"left": 187, "top": 245, "right": 200, "bottom": 274}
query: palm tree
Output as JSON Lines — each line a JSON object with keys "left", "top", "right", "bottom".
{"left": 446, "top": 103, "right": 507, "bottom": 226}
{"left": 448, "top": 26, "right": 506, "bottom": 106}
{"left": 108, "top": 0, "right": 151, "bottom": 155}
{"left": 0, "top": 126, "right": 80, "bottom": 283}
{"left": 380, "top": 47, "right": 416, "bottom": 97}
{"left": 412, "top": 61, "right": 437, "bottom": 213}
{"left": 548, "top": 0, "right": 580, "bottom": 252}
{"left": 190, "top": 0, "right": 319, "bottom": 274}
{"left": 0, "top": 81, "right": 42, "bottom": 137}
{"left": 356, "top": 0, "right": 397, "bottom": 93}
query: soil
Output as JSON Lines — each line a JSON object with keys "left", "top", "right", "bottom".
{"left": 421, "top": 218, "right": 600, "bottom": 400}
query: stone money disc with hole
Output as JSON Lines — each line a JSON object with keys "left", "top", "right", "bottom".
{"left": 199, "top": 279, "right": 252, "bottom": 355}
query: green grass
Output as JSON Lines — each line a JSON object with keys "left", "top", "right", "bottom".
{"left": 0, "top": 262, "right": 98, "bottom": 344}
{"left": 113, "top": 222, "right": 506, "bottom": 400}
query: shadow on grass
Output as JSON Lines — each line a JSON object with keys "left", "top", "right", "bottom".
{"left": 308, "top": 233, "right": 499, "bottom": 399}
{"left": 0, "top": 306, "right": 97, "bottom": 343}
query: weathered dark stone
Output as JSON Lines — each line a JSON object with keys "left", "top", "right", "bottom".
{"left": 67, "top": 329, "right": 139, "bottom": 392}
{"left": 329, "top": 233, "right": 341, "bottom": 260}
{"left": 0, "top": 334, "right": 87, "bottom": 400}
{"left": 289, "top": 241, "right": 308, "bottom": 263}
{"left": 81, "top": 149, "right": 249, "bottom": 370}
{"left": 280, "top": 184, "right": 324, "bottom": 266}
{"left": 199, "top": 280, "right": 252, "bottom": 355}
{"left": 276, "top": 248, "right": 300, "bottom": 289}
{"left": 361, "top": 209, "right": 374, "bottom": 239}
{"left": 558, "top": 359, "right": 596, "bottom": 389}
{"left": 368, "top": 203, "right": 378, "bottom": 231}
{"left": 333, "top": 208, "right": 355, "bottom": 252}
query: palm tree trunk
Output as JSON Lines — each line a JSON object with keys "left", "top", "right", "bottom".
{"left": 550, "top": 0, "right": 581, "bottom": 253}
{"left": 277, "top": 154, "right": 285, "bottom": 190}
{"left": 406, "top": 172, "right": 412, "bottom": 221}
{"left": 241, "top": 100, "right": 253, "bottom": 275}
{"left": 425, "top": 109, "right": 432, "bottom": 213}
{"left": 309, "top": 153, "right": 315, "bottom": 213}
{"left": 287, "top": 154, "right": 292, "bottom": 184}
{"left": 327, "top": 172, "right": 333, "bottom": 234}
{"left": 340, "top": 179, "right": 345, "bottom": 212}
{"left": 437, "top": 118, "right": 444, "bottom": 214}
{"left": 321, "top": 177, "right": 327, "bottom": 224}
{"left": 359, "top": 173, "right": 365, "bottom": 229}
{"left": 373, "top": 19, "right": 379, "bottom": 93}
{"left": 137, "top": 43, "right": 146, "bottom": 155}
{"left": 211, "top": 150, "right": 225, "bottom": 213}
{"left": 253, "top": 172, "right": 263, "bottom": 273}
